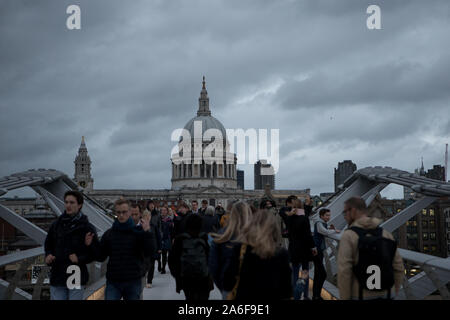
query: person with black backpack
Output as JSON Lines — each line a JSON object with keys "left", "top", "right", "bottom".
{"left": 337, "top": 197, "right": 404, "bottom": 300}
{"left": 168, "top": 214, "right": 213, "bottom": 300}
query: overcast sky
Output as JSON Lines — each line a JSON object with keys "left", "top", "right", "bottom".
{"left": 1, "top": 0, "right": 449, "bottom": 198}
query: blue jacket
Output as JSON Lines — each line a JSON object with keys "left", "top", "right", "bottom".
{"left": 208, "top": 228, "right": 240, "bottom": 291}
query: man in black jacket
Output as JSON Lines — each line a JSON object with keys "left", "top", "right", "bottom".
{"left": 173, "top": 203, "right": 191, "bottom": 239}
{"left": 44, "top": 190, "right": 98, "bottom": 300}
{"left": 91, "top": 198, "right": 155, "bottom": 300}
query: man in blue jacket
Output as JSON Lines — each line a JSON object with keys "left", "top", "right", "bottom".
{"left": 90, "top": 198, "right": 155, "bottom": 300}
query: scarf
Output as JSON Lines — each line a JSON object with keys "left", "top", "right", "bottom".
{"left": 60, "top": 211, "right": 83, "bottom": 232}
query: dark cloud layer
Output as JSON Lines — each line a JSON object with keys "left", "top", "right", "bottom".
{"left": 1, "top": 0, "right": 449, "bottom": 197}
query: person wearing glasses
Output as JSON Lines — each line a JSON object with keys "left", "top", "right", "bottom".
{"left": 88, "top": 198, "right": 155, "bottom": 300}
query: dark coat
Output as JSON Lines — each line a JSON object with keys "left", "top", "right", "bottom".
{"left": 94, "top": 218, "right": 155, "bottom": 282}
{"left": 201, "top": 214, "right": 220, "bottom": 234}
{"left": 208, "top": 229, "right": 240, "bottom": 291}
{"left": 223, "top": 244, "right": 292, "bottom": 300}
{"left": 172, "top": 212, "right": 191, "bottom": 239}
{"left": 44, "top": 212, "right": 98, "bottom": 286}
{"left": 168, "top": 232, "right": 213, "bottom": 294}
{"left": 198, "top": 207, "right": 207, "bottom": 216}
{"left": 304, "top": 204, "right": 313, "bottom": 218}
{"left": 285, "top": 214, "right": 316, "bottom": 264}
{"left": 161, "top": 218, "right": 174, "bottom": 250}
{"left": 150, "top": 209, "right": 162, "bottom": 235}
{"left": 151, "top": 222, "right": 162, "bottom": 259}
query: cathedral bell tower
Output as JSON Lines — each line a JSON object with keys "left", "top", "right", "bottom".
{"left": 74, "top": 136, "right": 94, "bottom": 190}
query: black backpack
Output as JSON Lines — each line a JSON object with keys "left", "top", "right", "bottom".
{"left": 349, "top": 226, "right": 397, "bottom": 300}
{"left": 179, "top": 233, "right": 209, "bottom": 279}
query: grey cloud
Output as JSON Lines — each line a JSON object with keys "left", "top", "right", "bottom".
{"left": 1, "top": 0, "right": 449, "bottom": 194}
{"left": 277, "top": 58, "right": 450, "bottom": 110}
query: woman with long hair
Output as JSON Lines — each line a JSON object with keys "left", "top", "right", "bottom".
{"left": 285, "top": 198, "right": 317, "bottom": 300}
{"left": 223, "top": 209, "right": 292, "bottom": 300}
{"left": 208, "top": 201, "right": 252, "bottom": 299}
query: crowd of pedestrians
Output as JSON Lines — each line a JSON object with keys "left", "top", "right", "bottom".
{"left": 44, "top": 191, "right": 404, "bottom": 300}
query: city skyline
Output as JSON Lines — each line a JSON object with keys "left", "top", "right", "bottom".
{"left": 1, "top": 0, "right": 450, "bottom": 198}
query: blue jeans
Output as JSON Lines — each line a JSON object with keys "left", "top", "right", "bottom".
{"left": 221, "top": 290, "right": 230, "bottom": 300}
{"left": 292, "top": 262, "right": 309, "bottom": 300}
{"left": 50, "top": 285, "right": 84, "bottom": 300}
{"left": 105, "top": 279, "right": 142, "bottom": 300}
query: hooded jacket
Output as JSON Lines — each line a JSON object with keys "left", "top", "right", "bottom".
{"left": 44, "top": 212, "right": 98, "bottom": 286}
{"left": 337, "top": 216, "right": 404, "bottom": 300}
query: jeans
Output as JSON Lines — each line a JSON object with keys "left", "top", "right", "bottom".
{"left": 147, "top": 258, "right": 156, "bottom": 284}
{"left": 161, "top": 249, "right": 169, "bottom": 272}
{"left": 221, "top": 290, "right": 230, "bottom": 300}
{"left": 312, "top": 251, "right": 327, "bottom": 298}
{"left": 292, "top": 262, "right": 310, "bottom": 300}
{"left": 50, "top": 285, "right": 84, "bottom": 300}
{"left": 105, "top": 279, "right": 142, "bottom": 300}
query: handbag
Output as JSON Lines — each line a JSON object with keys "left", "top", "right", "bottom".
{"left": 226, "top": 244, "right": 247, "bottom": 300}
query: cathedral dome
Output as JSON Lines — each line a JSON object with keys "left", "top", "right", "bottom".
{"left": 183, "top": 115, "right": 227, "bottom": 141}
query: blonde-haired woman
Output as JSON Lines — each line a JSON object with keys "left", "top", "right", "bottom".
{"left": 223, "top": 209, "right": 292, "bottom": 300}
{"left": 208, "top": 201, "right": 252, "bottom": 299}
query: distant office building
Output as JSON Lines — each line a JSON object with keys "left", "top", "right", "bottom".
{"left": 426, "top": 165, "right": 445, "bottom": 181}
{"left": 237, "top": 170, "right": 244, "bottom": 190}
{"left": 334, "top": 160, "right": 357, "bottom": 192}
{"left": 445, "top": 207, "right": 450, "bottom": 257}
{"left": 370, "top": 196, "right": 449, "bottom": 260}
{"left": 254, "top": 160, "right": 275, "bottom": 190}
{"left": 319, "top": 192, "right": 335, "bottom": 202}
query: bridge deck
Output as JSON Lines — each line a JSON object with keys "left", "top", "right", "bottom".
{"left": 142, "top": 270, "right": 223, "bottom": 300}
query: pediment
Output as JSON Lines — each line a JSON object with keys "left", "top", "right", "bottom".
{"left": 199, "top": 186, "right": 226, "bottom": 194}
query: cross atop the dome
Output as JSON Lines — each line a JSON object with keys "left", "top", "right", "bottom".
{"left": 80, "top": 136, "right": 87, "bottom": 149}
{"left": 202, "top": 76, "right": 206, "bottom": 89}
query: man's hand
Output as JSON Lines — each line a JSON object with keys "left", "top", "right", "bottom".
{"left": 141, "top": 218, "right": 150, "bottom": 232}
{"left": 287, "top": 208, "right": 296, "bottom": 216}
{"left": 311, "top": 248, "right": 318, "bottom": 256}
{"left": 158, "top": 250, "right": 162, "bottom": 254}
{"left": 45, "top": 254, "right": 56, "bottom": 265}
{"left": 85, "top": 232, "right": 94, "bottom": 246}
{"left": 69, "top": 253, "right": 78, "bottom": 264}
{"left": 330, "top": 224, "right": 341, "bottom": 233}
